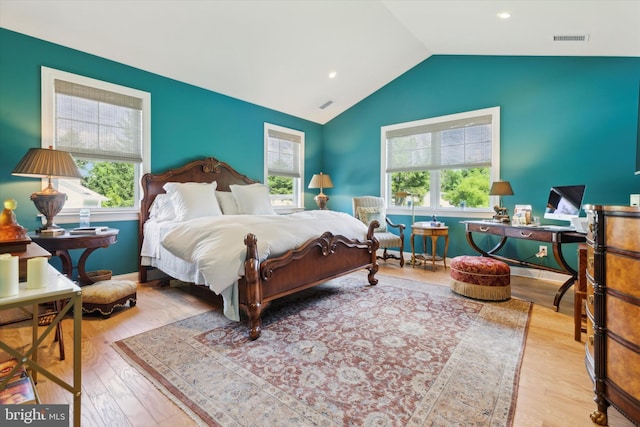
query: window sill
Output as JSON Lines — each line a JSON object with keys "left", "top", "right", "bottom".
{"left": 48, "top": 209, "right": 139, "bottom": 225}
{"left": 386, "top": 207, "right": 493, "bottom": 220}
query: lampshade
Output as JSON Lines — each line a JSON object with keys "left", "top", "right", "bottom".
{"left": 12, "top": 146, "right": 82, "bottom": 231}
{"left": 12, "top": 147, "right": 83, "bottom": 180}
{"left": 489, "top": 181, "right": 514, "bottom": 196}
{"left": 308, "top": 172, "right": 334, "bottom": 190}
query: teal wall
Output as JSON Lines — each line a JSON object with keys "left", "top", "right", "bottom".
{"left": 0, "top": 29, "right": 322, "bottom": 277}
{"left": 324, "top": 55, "right": 640, "bottom": 265}
{"left": 2, "top": 28, "right": 639, "bottom": 275}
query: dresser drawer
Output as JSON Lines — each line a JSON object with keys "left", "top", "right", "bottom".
{"left": 606, "top": 252, "right": 640, "bottom": 299}
{"left": 586, "top": 246, "right": 595, "bottom": 278}
{"left": 607, "top": 295, "right": 640, "bottom": 345}
{"left": 504, "top": 227, "right": 553, "bottom": 242}
{"left": 606, "top": 337, "right": 640, "bottom": 403}
{"left": 606, "top": 215, "right": 640, "bottom": 252}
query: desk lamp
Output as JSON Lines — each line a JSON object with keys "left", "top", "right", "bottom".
{"left": 489, "top": 181, "right": 514, "bottom": 222}
{"left": 12, "top": 146, "right": 83, "bottom": 232}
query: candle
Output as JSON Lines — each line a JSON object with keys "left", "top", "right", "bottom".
{"left": 0, "top": 253, "right": 19, "bottom": 297}
{"left": 27, "top": 257, "right": 49, "bottom": 290}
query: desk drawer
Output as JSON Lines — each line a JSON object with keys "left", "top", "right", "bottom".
{"left": 504, "top": 227, "right": 553, "bottom": 242}
{"left": 466, "top": 223, "right": 505, "bottom": 235}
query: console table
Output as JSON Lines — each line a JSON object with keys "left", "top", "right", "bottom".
{"left": 463, "top": 221, "right": 585, "bottom": 310}
{"left": 30, "top": 229, "right": 119, "bottom": 284}
{"left": 0, "top": 264, "right": 81, "bottom": 426}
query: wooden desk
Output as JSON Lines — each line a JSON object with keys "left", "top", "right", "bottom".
{"left": 410, "top": 223, "right": 449, "bottom": 271}
{"left": 0, "top": 265, "right": 81, "bottom": 426}
{"left": 30, "top": 229, "right": 119, "bottom": 284}
{"left": 463, "top": 221, "right": 585, "bottom": 311}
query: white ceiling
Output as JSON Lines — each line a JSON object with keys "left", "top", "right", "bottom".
{"left": 1, "top": 0, "right": 639, "bottom": 124}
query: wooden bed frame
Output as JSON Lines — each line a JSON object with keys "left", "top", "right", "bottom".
{"left": 138, "top": 157, "right": 379, "bottom": 339}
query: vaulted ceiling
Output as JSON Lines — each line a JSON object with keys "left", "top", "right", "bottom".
{"left": 1, "top": 0, "right": 639, "bottom": 124}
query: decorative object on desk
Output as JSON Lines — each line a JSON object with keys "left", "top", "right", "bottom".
{"left": 513, "top": 205, "right": 532, "bottom": 225}
{"left": 0, "top": 253, "right": 19, "bottom": 297}
{"left": 0, "top": 199, "right": 31, "bottom": 253}
{"left": 308, "top": 172, "right": 333, "bottom": 209}
{"left": 489, "top": 180, "right": 514, "bottom": 222}
{"left": 26, "top": 257, "right": 48, "bottom": 290}
{"left": 11, "top": 146, "right": 83, "bottom": 232}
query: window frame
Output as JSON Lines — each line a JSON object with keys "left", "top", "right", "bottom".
{"left": 41, "top": 66, "right": 151, "bottom": 223}
{"left": 381, "top": 106, "right": 501, "bottom": 219}
{"left": 263, "top": 122, "right": 305, "bottom": 213}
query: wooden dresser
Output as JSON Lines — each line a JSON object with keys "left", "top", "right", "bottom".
{"left": 584, "top": 205, "right": 640, "bottom": 426}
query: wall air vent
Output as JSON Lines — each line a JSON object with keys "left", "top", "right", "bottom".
{"left": 319, "top": 100, "right": 334, "bottom": 110}
{"left": 553, "top": 34, "right": 589, "bottom": 42}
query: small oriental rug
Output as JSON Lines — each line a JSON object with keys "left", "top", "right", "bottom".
{"left": 114, "top": 272, "right": 531, "bottom": 426}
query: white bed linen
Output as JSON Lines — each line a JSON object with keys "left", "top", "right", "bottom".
{"left": 158, "top": 210, "right": 369, "bottom": 320}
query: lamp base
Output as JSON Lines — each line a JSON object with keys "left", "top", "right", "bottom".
{"left": 314, "top": 194, "right": 329, "bottom": 210}
{"left": 31, "top": 191, "right": 67, "bottom": 232}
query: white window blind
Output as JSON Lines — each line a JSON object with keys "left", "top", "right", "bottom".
{"left": 386, "top": 114, "right": 492, "bottom": 172}
{"left": 266, "top": 128, "right": 301, "bottom": 178}
{"left": 54, "top": 79, "right": 143, "bottom": 163}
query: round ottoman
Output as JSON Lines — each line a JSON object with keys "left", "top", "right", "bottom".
{"left": 450, "top": 256, "right": 511, "bottom": 301}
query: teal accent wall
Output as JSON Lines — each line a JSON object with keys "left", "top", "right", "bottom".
{"left": 0, "top": 28, "right": 322, "bottom": 277}
{"left": 324, "top": 55, "right": 640, "bottom": 265}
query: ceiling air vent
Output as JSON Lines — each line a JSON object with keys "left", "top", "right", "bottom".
{"left": 319, "top": 100, "right": 334, "bottom": 110}
{"left": 553, "top": 34, "right": 589, "bottom": 42}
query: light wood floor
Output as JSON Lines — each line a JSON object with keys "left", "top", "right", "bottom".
{"left": 0, "top": 264, "right": 636, "bottom": 427}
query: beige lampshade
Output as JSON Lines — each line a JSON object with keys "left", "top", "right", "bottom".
{"left": 489, "top": 181, "right": 514, "bottom": 196}
{"left": 12, "top": 147, "right": 83, "bottom": 180}
{"left": 308, "top": 172, "right": 334, "bottom": 190}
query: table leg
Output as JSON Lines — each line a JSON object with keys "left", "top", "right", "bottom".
{"left": 443, "top": 235, "right": 449, "bottom": 269}
{"left": 410, "top": 232, "right": 417, "bottom": 267}
{"left": 430, "top": 235, "right": 437, "bottom": 270}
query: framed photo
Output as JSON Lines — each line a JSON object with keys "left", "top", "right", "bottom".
{"left": 514, "top": 204, "right": 532, "bottom": 225}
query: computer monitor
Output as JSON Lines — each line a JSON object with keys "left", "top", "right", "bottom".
{"left": 544, "top": 185, "right": 586, "bottom": 222}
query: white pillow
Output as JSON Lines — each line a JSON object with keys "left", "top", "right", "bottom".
{"left": 215, "top": 190, "right": 239, "bottom": 215}
{"left": 163, "top": 181, "right": 222, "bottom": 221}
{"left": 148, "top": 194, "right": 175, "bottom": 222}
{"left": 229, "top": 183, "right": 276, "bottom": 215}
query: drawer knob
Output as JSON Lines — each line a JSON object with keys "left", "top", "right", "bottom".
{"left": 588, "top": 257, "right": 594, "bottom": 268}
{"left": 588, "top": 295, "right": 594, "bottom": 305}
{"left": 589, "top": 335, "right": 594, "bottom": 346}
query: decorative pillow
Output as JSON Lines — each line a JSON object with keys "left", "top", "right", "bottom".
{"left": 162, "top": 181, "right": 222, "bottom": 221}
{"left": 356, "top": 206, "right": 387, "bottom": 232}
{"left": 215, "top": 190, "right": 239, "bottom": 215}
{"left": 148, "top": 194, "right": 175, "bottom": 222}
{"left": 229, "top": 183, "right": 276, "bottom": 215}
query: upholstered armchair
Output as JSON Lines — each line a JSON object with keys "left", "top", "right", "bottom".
{"left": 352, "top": 196, "right": 405, "bottom": 267}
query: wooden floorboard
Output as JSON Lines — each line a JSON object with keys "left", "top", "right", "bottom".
{"left": 0, "top": 266, "right": 635, "bottom": 426}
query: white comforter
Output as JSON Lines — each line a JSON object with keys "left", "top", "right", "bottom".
{"left": 160, "top": 210, "right": 370, "bottom": 320}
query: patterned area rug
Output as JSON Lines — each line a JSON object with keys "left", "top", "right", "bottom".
{"left": 114, "top": 272, "right": 531, "bottom": 426}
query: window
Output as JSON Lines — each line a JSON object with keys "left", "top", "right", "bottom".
{"left": 41, "top": 67, "right": 150, "bottom": 222}
{"left": 264, "top": 123, "right": 304, "bottom": 210}
{"left": 381, "top": 107, "right": 500, "bottom": 216}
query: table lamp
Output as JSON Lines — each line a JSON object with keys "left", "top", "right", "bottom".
{"left": 489, "top": 181, "right": 514, "bottom": 222}
{"left": 308, "top": 172, "right": 333, "bottom": 210}
{"left": 12, "top": 146, "right": 83, "bottom": 232}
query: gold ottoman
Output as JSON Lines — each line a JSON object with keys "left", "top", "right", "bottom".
{"left": 450, "top": 256, "right": 511, "bottom": 301}
{"left": 81, "top": 279, "right": 137, "bottom": 317}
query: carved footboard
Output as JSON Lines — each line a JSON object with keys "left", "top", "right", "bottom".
{"left": 239, "top": 221, "right": 380, "bottom": 340}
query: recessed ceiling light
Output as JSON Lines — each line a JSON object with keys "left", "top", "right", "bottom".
{"left": 328, "top": 71, "right": 337, "bottom": 79}
{"left": 497, "top": 12, "right": 511, "bottom": 19}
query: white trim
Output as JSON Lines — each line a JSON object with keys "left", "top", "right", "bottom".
{"left": 41, "top": 66, "right": 151, "bottom": 212}
{"left": 380, "top": 106, "right": 501, "bottom": 217}
{"left": 264, "top": 122, "right": 305, "bottom": 209}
